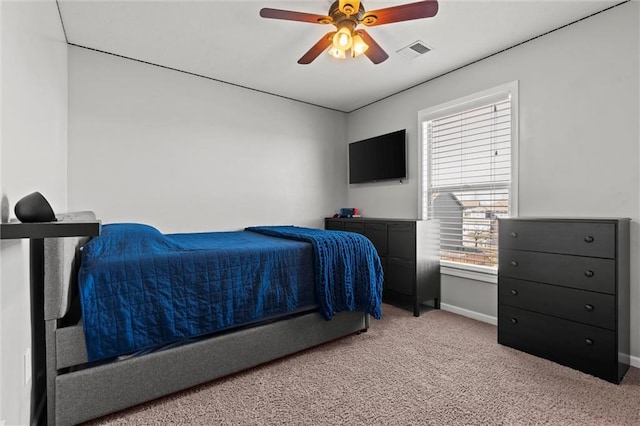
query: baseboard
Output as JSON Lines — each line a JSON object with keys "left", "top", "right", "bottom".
{"left": 440, "top": 303, "right": 640, "bottom": 369}
{"left": 440, "top": 303, "right": 497, "bottom": 325}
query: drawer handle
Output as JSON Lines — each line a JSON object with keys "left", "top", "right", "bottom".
{"left": 584, "top": 235, "right": 595, "bottom": 243}
{"left": 585, "top": 338, "right": 594, "bottom": 346}
{"left": 510, "top": 232, "right": 518, "bottom": 238}
{"left": 584, "top": 304, "right": 595, "bottom": 312}
{"left": 584, "top": 270, "right": 595, "bottom": 278}
{"left": 510, "top": 289, "right": 518, "bottom": 296}
{"left": 510, "top": 260, "right": 519, "bottom": 267}
{"left": 510, "top": 318, "right": 518, "bottom": 325}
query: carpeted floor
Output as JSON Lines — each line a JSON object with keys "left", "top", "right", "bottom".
{"left": 85, "top": 304, "right": 640, "bottom": 425}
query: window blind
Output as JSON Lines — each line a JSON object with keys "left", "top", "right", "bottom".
{"left": 423, "top": 97, "right": 511, "bottom": 268}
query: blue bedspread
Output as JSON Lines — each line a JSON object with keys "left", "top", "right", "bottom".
{"left": 246, "top": 226, "right": 383, "bottom": 321}
{"left": 78, "top": 223, "right": 383, "bottom": 362}
{"left": 78, "top": 224, "right": 317, "bottom": 361}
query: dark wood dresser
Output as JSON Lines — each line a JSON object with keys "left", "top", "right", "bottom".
{"left": 497, "top": 217, "right": 630, "bottom": 383}
{"left": 325, "top": 217, "right": 440, "bottom": 316}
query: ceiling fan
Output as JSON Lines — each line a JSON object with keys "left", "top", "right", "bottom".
{"left": 259, "top": 0, "right": 439, "bottom": 64}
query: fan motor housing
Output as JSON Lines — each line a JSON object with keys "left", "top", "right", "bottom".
{"left": 328, "top": 1, "right": 365, "bottom": 27}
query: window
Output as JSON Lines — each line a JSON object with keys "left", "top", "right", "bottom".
{"left": 419, "top": 82, "right": 518, "bottom": 279}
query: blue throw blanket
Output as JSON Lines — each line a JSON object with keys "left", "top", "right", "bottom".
{"left": 246, "top": 226, "right": 383, "bottom": 320}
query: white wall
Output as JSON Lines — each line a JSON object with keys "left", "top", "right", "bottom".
{"left": 347, "top": 3, "right": 640, "bottom": 360}
{"left": 0, "top": 0, "right": 68, "bottom": 423}
{"left": 67, "top": 47, "right": 348, "bottom": 234}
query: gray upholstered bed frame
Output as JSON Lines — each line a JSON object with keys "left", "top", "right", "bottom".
{"left": 44, "top": 212, "right": 369, "bottom": 425}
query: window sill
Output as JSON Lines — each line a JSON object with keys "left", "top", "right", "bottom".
{"left": 440, "top": 261, "right": 497, "bottom": 284}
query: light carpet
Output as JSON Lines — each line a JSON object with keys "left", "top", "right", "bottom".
{"left": 85, "top": 304, "right": 640, "bottom": 425}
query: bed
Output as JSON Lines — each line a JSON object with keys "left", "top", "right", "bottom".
{"left": 44, "top": 212, "right": 383, "bottom": 425}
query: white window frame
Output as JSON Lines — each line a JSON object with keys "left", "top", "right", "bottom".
{"left": 418, "top": 81, "right": 519, "bottom": 283}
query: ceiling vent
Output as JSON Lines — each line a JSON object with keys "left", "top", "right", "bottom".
{"left": 397, "top": 41, "right": 432, "bottom": 59}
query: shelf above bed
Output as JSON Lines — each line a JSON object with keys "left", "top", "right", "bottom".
{"left": 0, "top": 220, "right": 101, "bottom": 240}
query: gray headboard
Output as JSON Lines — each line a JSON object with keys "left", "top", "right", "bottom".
{"left": 44, "top": 211, "right": 97, "bottom": 321}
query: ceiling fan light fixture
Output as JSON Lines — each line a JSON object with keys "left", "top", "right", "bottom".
{"left": 351, "top": 33, "right": 369, "bottom": 57}
{"left": 328, "top": 46, "right": 347, "bottom": 59}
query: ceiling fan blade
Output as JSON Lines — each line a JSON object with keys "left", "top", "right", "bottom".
{"left": 361, "top": 0, "right": 438, "bottom": 26}
{"left": 260, "top": 8, "right": 332, "bottom": 25}
{"left": 298, "top": 32, "right": 335, "bottom": 64}
{"left": 356, "top": 30, "right": 389, "bottom": 64}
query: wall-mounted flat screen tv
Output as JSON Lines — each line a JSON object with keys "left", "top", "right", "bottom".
{"left": 349, "top": 129, "right": 407, "bottom": 184}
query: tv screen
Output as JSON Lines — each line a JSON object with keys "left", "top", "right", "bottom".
{"left": 349, "top": 129, "right": 407, "bottom": 184}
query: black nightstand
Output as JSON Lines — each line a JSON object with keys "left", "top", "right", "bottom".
{"left": 1, "top": 220, "right": 100, "bottom": 425}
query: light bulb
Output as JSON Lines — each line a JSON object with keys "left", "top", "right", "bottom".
{"left": 332, "top": 27, "right": 353, "bottom": 51}
{"left": 338, "top": 33, "right": 349, "bottom": 47}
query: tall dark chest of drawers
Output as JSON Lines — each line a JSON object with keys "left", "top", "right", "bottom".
{"left": 497, "top": 218, "right": 630, "bottom": 383}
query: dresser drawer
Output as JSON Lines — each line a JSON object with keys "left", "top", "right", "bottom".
{"left": 325, "top": 219, "right": 344, "bottom": 231}
{"left": 388, "top": 223, "right": 416, "bottom": 259}
{"left": 498, "top": 305, "right": 617, "bottom": 382}
{"left": 364, "top": 223, "right": 388, "bottom": 256}
{"left": 344, "top": 221, "right": 364, "bottom": 234}
{"left": 498, "top": 277, "right": 615, "bottom": 329}
{"left": 499, "top": 249, "right": 616, "bottom": 294}
{"left": 499, "top": 220, "right": 616, "bottom": 258}
{"left": 385, "top": 258, "right": 415, "bottom": 296}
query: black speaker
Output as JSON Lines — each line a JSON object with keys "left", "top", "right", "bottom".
{"left": 14, "top": 192, "right": 57, "bottom": 223}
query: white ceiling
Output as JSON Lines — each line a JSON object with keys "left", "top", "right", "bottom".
{"left": 58, "top": 0, "right": 623, "bottom": 112}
